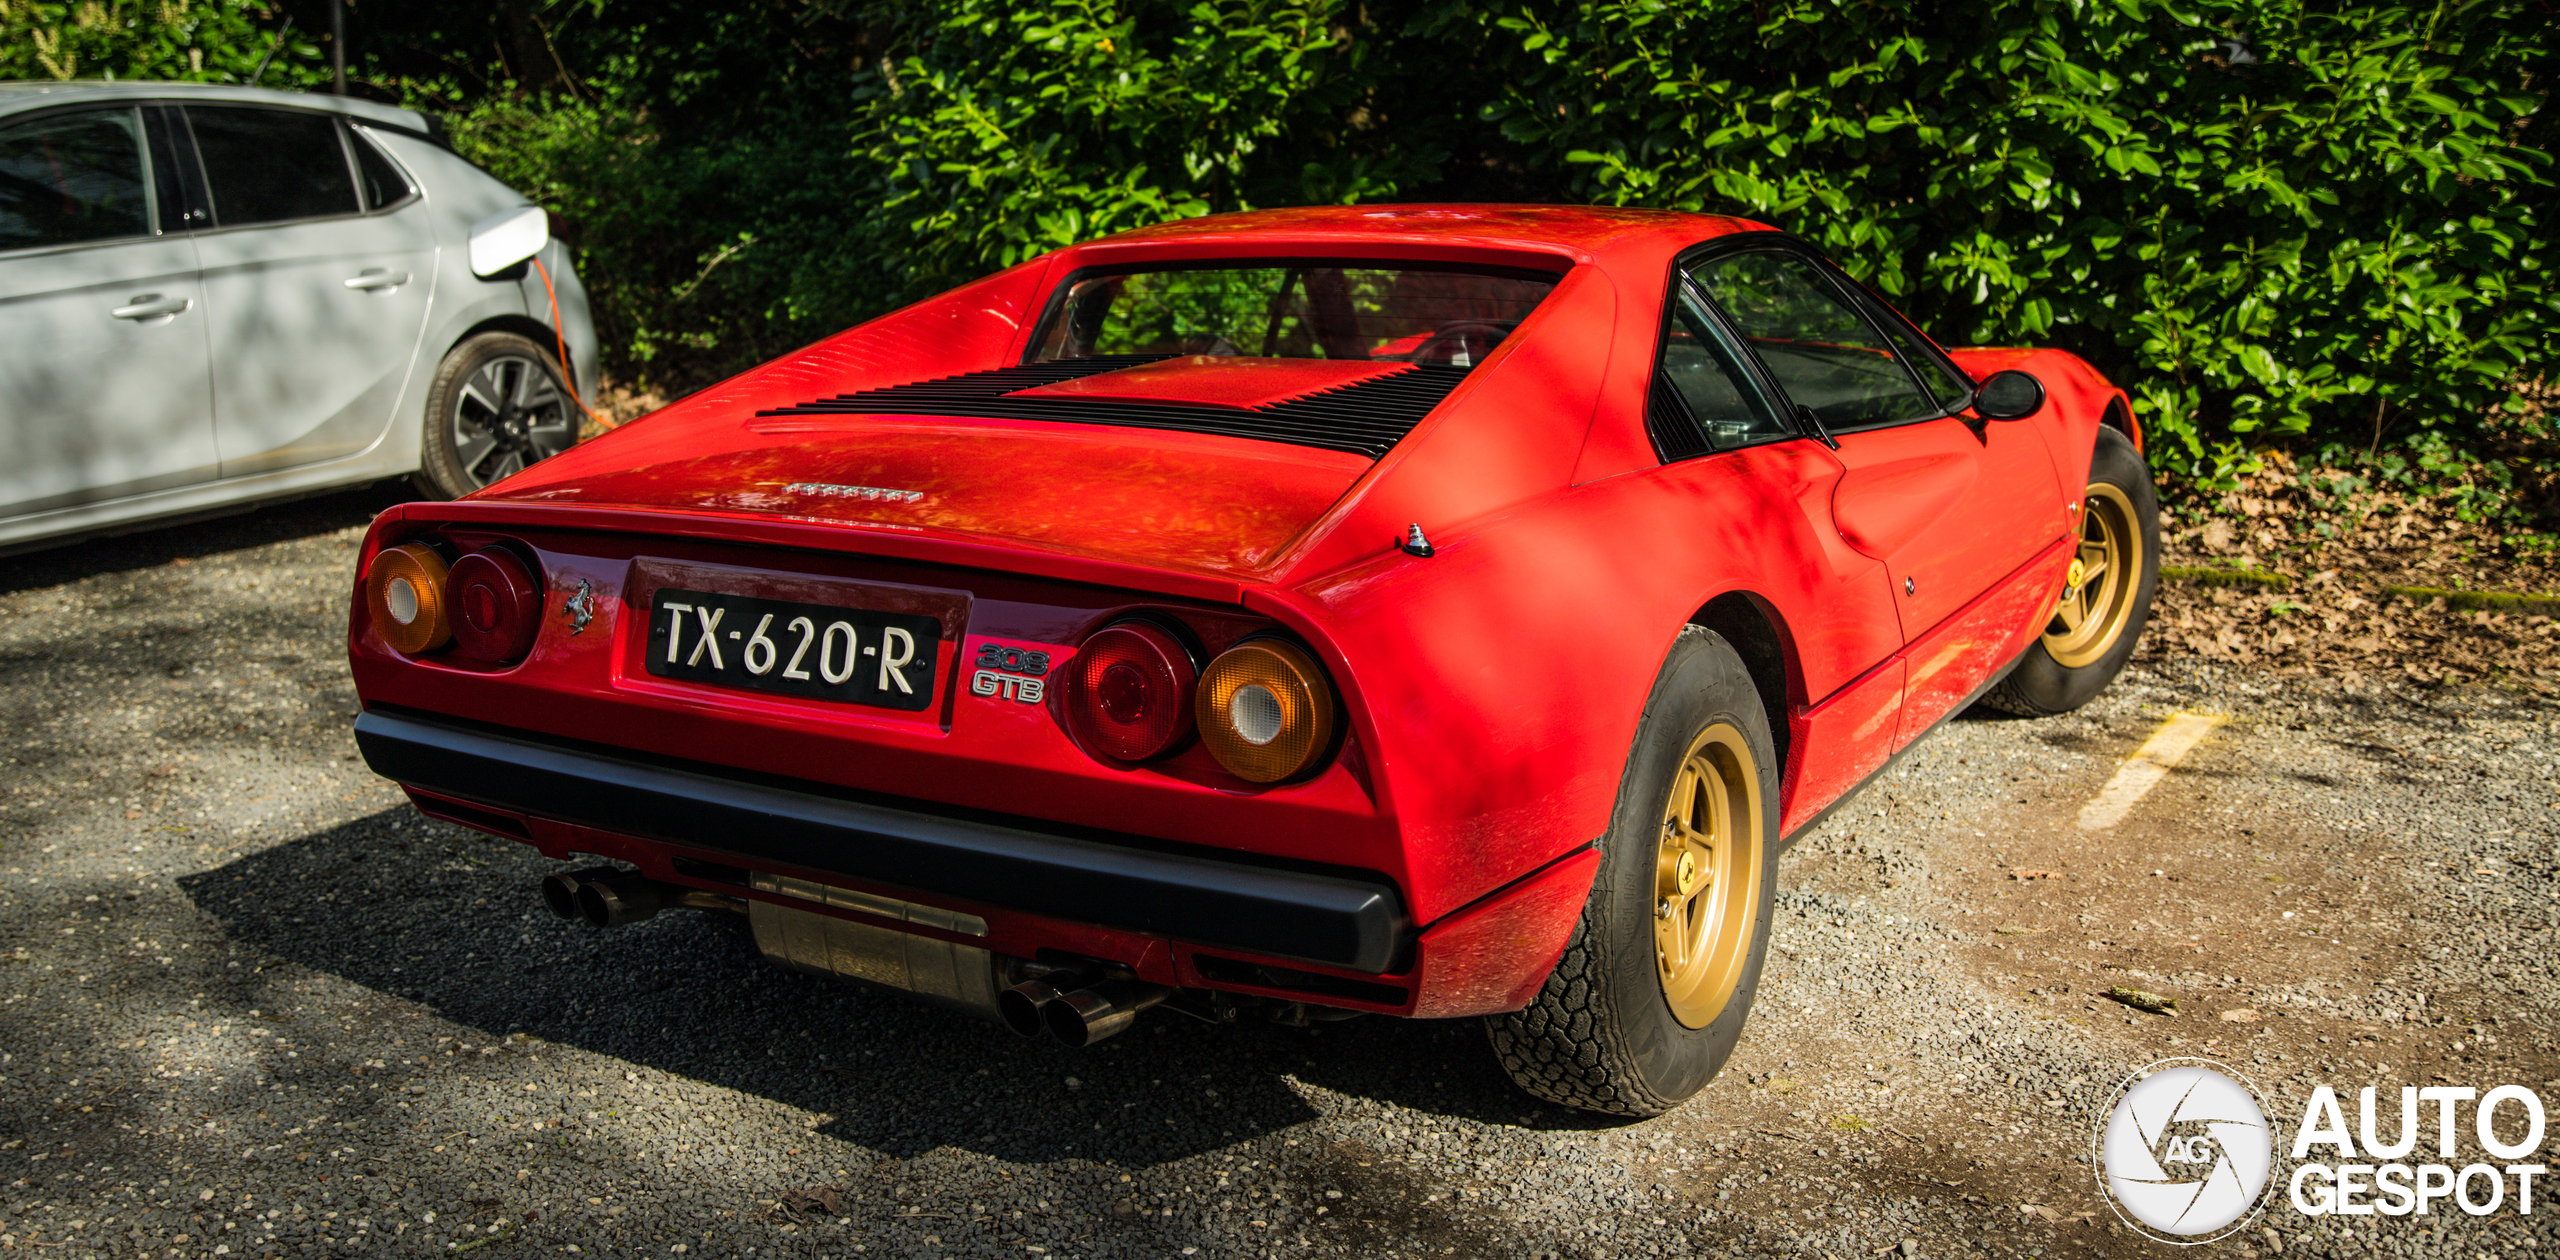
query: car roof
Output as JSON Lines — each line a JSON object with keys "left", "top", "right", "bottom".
{"left": 1088, "top": 204, "right": 1771, "bottom": 256}
{"left": 0, "top": 81, "right": 429, "bottom": 134}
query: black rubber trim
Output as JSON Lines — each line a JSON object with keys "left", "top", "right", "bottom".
{"left": 354, "top": 706, "right": 1409, "bottom": 972}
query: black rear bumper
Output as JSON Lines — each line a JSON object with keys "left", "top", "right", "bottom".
{"left": 353, "top": 706, "right": 1407, "bottom": 972}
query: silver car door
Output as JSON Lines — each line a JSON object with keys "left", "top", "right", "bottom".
{"left": 0, "top": 104, "right": 217, "bottom": 519}
{"left": 185, "top": 104, "right": 435, "bottom": 478}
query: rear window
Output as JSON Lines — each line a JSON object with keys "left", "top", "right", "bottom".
{"left": 1031, "top": 263, "right": 1560, "bottom": 368}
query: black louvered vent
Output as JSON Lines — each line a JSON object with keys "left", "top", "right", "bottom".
{"left": 759, "top": 355, "right": 1471, "bottom": 459}
{"left": 1645, "top": 375, "right": 1712, "bottom": 462}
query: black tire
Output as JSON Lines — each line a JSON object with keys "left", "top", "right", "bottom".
{"left": 1981, "top": 426, "right": 2161, "bottom": 716}
{"left": 413, "top": 331, "right": 581, "bottom": 500}
{"left": 1486, "top": 626, "right": 1780, "bottom": 1117}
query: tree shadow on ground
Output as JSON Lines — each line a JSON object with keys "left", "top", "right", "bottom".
{"left": 176, "top": 809, "right": 1612, "bottom": 1166}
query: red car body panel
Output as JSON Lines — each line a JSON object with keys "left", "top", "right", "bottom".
{"left": 346, "top": 206, "right": 2134, "bottom": 1021}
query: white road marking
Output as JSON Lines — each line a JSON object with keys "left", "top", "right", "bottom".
{"left": 2076, "top": 711, "right": 2227, "bottom": 831}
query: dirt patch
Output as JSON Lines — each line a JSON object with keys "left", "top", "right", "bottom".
{"left": 2138, "top": 440, "right": 2560, "bottom": 689}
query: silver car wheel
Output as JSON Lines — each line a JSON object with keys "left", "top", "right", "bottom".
{"left": 447, "top": 353, "right": 576, "bottom": 488}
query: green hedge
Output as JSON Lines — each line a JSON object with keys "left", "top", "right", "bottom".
{"left": 1456, "top": 0, "right": 2557, "bottom": 473}
{"left": 0, "top": 0, "right": 320, "bottom": 87}
{"left": 455, "top": 0, "right": 2550, "bottom": 480}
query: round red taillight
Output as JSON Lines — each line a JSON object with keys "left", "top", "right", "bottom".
{"left": 1066, "top": 622, "right": 1197, "bottom": 761}
{"left": 447, "top": 548, "right": 543, "bottom": 663}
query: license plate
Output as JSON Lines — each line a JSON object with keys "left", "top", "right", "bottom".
{"left": 644, "top": 587, "right": 942, "bottom": 711}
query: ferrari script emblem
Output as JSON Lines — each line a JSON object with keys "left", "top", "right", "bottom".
{"left": 785, "top": 482, "right": 925, "bottom": 503}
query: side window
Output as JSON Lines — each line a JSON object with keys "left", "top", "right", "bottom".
{"left": 350, "top": 128, "right": 414, "bottom": 210}
{"left": 1688, "top": 250, "right": 1938, "bottom": 430}
{"left": 185, "top": 106, "right": 357, "bottom": 227}
{"left": 1651, "top": 289, "right": 1790, "bottom": 459}
{"left": 1846, "top": 285, "right": 1972, "bottom": 412}
{"left": 0, "top": 108, "right": 152, "bottom": 252}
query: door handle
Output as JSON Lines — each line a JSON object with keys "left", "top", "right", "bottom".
{"left": 344, "top": 269, "right": 412, "bottom": 291}
{"left": 111, "top": 294, "right": 191, "bottom": 320}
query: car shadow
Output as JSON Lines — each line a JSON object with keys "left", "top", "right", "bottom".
{"left": 175, "top": 809, "right": 1607, "bottom": 1164}
{"left": 0, "top": 482, "right": 412, "bottom": 596}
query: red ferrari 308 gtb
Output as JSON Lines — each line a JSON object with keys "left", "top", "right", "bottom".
{"left": 347, "top": 206, "right": 2158, "bottom": 1115}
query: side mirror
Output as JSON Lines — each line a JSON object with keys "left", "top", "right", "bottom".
{"left": 468, "top": 206, "right": 549, "bottom": 278}
{"left": 1972, "top": 369, "right": 2046, "bottom": 421}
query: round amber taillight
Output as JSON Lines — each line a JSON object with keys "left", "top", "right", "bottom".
{"left": 365, "top": 542, "right": 452, "bottom": 656}
{"left": 1195, "top": 638, "right": 1336, "bottom": 783}
{"left": 1066, "top": 622, "right": 1197, "bottom": 761}
{"left": 448, "top": 548, "right": 543, "bottom": 664}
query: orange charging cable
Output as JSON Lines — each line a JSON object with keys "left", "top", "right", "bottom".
{"left": 533, "top": 255, "right": 617, "bottom": 433}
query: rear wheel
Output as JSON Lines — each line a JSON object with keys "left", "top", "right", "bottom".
{"left": 1982, "top": 426, "right": 2160, "bottom": 716}
{"left": 1487, "top": 626, "right": 1778, "bottom": 1117}
{"left": 414, "top": 331, "right": 580, "bottom": 499}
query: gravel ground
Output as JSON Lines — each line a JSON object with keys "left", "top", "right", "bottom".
{"left": 1, "top": 490, "right": 2553, "bottom": 1260}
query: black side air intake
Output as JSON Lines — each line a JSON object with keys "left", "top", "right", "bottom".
{"left": 758, "top": 356, "right": 1471, "bottom": 459}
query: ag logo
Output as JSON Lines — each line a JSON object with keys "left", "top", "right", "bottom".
{"left": 2093, "top": 1059, "right": 2274, "bottom": 1244}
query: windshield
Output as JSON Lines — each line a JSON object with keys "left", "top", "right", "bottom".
{"left": 1030, "top": 263, "right": 1560, "bottom": 368}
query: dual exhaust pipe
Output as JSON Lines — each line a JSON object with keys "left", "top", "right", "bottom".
{"left": 541, "top": 866, "right": 742, "bottom": 929}
{"left": 999, "top": 975, "right": 1173, "bottom": 1047}
{"left": 544, "top": 867, "right": 1171, "bottom": 1044}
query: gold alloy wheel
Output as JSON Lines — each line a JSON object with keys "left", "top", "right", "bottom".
{"left": 1654, "top": 722, "right": 1764, "bottom": 1029}
{"left": 2043, "top": 482, "right": 2143, "bottom": 669}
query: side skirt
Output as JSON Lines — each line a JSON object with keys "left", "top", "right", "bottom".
{"left": 1776, "top": 641, "right": 2031, "bottom": 849}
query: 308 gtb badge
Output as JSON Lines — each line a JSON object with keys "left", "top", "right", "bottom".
{"left": 970, "top": 642, "right": 1054, "bottom": 705}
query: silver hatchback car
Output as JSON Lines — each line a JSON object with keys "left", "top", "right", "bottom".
{"left": 0, "top": 81, "right": 597, "bottom": 553}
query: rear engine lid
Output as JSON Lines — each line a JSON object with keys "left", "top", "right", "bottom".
{"left": 758, "top": 354, "right": 1469, "bottom": 458}
{"left": 491, "top": 416, "right": 1370, "bottom": 578}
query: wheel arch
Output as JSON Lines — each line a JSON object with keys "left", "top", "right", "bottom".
{"left": 1686, "top": 591, "right": 1800, "bottom": 811}
{"left": 2101, "top": 393, "right": 2142, "bottom": 455}
{"left": 442, "top": 315, "right": 580, "bottom": 391}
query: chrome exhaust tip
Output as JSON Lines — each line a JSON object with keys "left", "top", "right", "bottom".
{"left": 540, "top": 866, "right": 625, "bottom": 920}
{"left": 575, "top": 874, "right": 744, "bottom": 928}
{"left": 998, "top": 979, "right": 1066, "bottom": 1038}
{"left": 576, "top": 875, "right": 661, "bottom": 928}
{"left": 1044, "top": 979, "right": 1173, "bottom": 1047}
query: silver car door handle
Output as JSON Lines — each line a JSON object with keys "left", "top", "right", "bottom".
{"left": 344, "top": 269, "right": 413, "bottom": 290}
{"left": 111, "top": 294, "right": 192, "bottom": 319}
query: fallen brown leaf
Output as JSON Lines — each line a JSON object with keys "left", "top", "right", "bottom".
{"left": 2104, "top": 986, "right": 2179, "bottom": 1015}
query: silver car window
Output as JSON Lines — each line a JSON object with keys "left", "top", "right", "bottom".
{"left": 0, "top": 107, "right": 152, "bottom": 252}
{"left": 350, "top": 128, "right": 414, "bottom": 211}
{"left": 184, "top": 105, "right": 358, "bottom": 227}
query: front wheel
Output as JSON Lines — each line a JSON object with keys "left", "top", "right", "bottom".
{"left": 1487, "top": 626, "right": 1779, "bottom": 1117}
{"left": 413, "top": 331, "right": 581, "bottom": 499}
{"left": 1982, "top": 426, "right": 2161, "bottom": 716}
